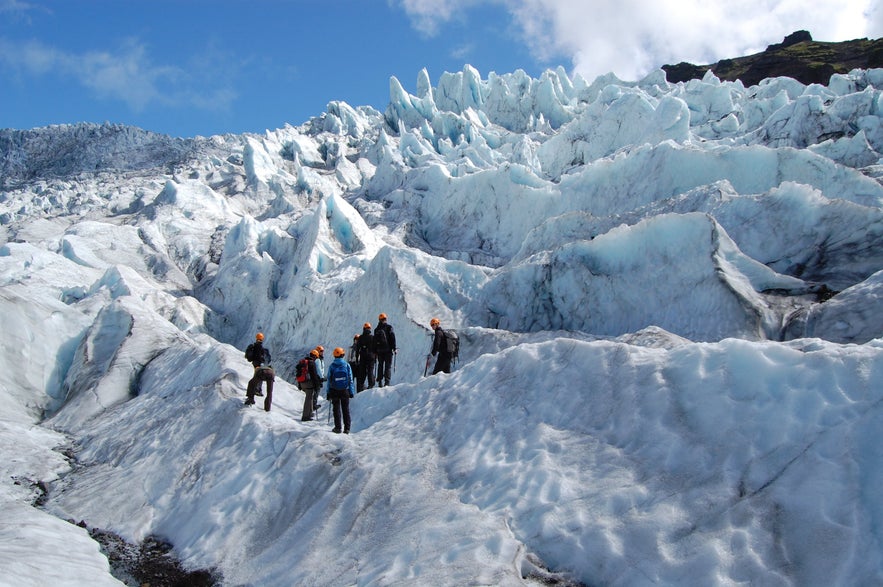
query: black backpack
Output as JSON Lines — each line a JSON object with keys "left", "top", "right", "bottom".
{"left": 245, "top": 343, "right": 256, "bottom": 362}
{"left": 374, "top": 326, "right": 388, "bottom": 350}
{"left": 444, "top": 329, "right": 460, "bottom": 360}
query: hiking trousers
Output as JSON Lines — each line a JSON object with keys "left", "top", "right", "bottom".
{"left": 248, "top": 367, "right": 275, "bottom": 411}
{"left": 329, "top": 390, "right": 351, "bottom": 432}
{"left": 432, "top": 354, "right": 451, "bottom": 375}
{"left": 376, "top": 351, "right": 393, "bottom": 386}
{"left": 359, "top": 355, "right": 376, "bottom": 389}
{"left": 301, "top": 385, "right": 317, "bottom": 421}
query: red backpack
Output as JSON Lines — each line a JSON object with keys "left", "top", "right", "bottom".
{"left": 295, "top": 358, "right": 310, "bottom": 383}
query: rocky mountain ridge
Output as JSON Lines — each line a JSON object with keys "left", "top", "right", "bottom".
{"left": 663, "top": 30, "right": 883, "bottom": 86}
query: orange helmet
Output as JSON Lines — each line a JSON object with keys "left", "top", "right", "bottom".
{"left": 256, "top": 332, "right": 265, "bottom": 341}
{"left": 430, "top": 318, "right": 440, "bottom": 327}
{"left": 354, "top": 334, "right": 360, "bottom": 340}
{"left": 333, "top": 347, "right": 346, "bottom": 358}
{"left": 309, "top": 349, "right": 319, "bottom": 358}
{"left": 378, "top": 313, "right": 387, "bottom": 320}
{"left": 315, "top": 345, "right": 324, "bottom": 353}
{"left": 363, "top": 322, "right": 371, "bottom": 329}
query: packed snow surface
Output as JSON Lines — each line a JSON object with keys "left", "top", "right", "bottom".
{"left": 3, "top": 64, "right": 883, "bottom": 585}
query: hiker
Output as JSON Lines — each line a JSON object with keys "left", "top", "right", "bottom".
{"left": 356, "top": 322, "right": 376, "bottom": 390}
{"left": 314, "top": 345, "right": 326, "bottom": 377}
{"left": 313, "top": 345, "right": 326, "bottom": 411}
{"left": 245, "top": 333, "right": 274, "bottom": 408}
{"left": 297, "top": 349, "right": 322, "bottom": 421}
{"left": 348, "top": 334, "right": 364, "bottom": 392}
{"left": 326, "top": 347, "right": 355, "bottom": 434}
{"left": 374, "top": 313, "right": 397, "bottom": 387}
{"left": 430, "top": 318, "right": 452, "bottom": 374}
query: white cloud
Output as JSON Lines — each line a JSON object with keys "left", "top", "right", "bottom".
{"left": 396, "top": 0, "right": 881, "bottom": 81}
{"left": 0, "top": 0, "right": 49, "bottom": 23}
{"left": 74, "top": 40, "right": 174, "bottom": 111}
{"left": 450, "top": 42, "right": 476, "bottom": 61}
{"left": 392, "top": 0, "right": 490, "bottom": 36}
{"left": 0, "top": 37, "right": 237, "bottom": 113}
{"left": 867, "top": 0, "right": 883, "bottom": 36}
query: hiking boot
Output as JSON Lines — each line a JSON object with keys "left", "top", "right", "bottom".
{"left": 344, "top": 429, "right": 350, "bottom": 434}
{"left": 332, "top": 428, "right": 341, "bottom": 434}
{"left": 255, "top": 390, "right": 264, "bottom": 396}
{"left": 244, "top": 399, "right": 255, "bottom": 406}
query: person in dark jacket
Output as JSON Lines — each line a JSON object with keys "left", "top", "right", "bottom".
{"left": 348, "top": 334, "right": 364, "bottom": 392}
{"left": 245, "top": 332, "right": 274, "bottom": 408}
{"left": 430, "top": 318, "right": 452, "bottom": 375}
{"left": 374, "top": 313, "right": 397, "bottom": 387}
{"left": 356, "top": 323, "right": 376, "bottom": 390}
{"left": 299, "top": 349, "right": 322, "bottom": 421}
{"left": 325, "top": 347, "right": 355, "bottom": 433}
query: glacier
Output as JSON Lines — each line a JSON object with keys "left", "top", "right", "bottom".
{"left": 3, "top": 64, "right": 883, "bottom": 585}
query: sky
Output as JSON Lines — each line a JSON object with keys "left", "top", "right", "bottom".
{"left": 1, "top": 0, "right": 882, "bottom": 138}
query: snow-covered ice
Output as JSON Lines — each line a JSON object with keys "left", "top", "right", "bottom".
{"left": 3, "top": 64, "right": 883, "bottom": 585}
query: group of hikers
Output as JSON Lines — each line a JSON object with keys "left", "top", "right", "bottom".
{"left": 242, "top": 313, "right": 458, "bottom": 434}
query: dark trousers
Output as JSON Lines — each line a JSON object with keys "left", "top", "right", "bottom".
{"left": 432, "top": 354, "right": 451, "bottom": 375}
{"left": 349, "top": 361, "right": 364, "bottom": 392}
{"left": 358, "top": 355, "right": 376, "bottom": 389}
{"left": 247, "top": 367, "right": 275, "bottom": 411}
{"left": 330, "top": 393, "right": 351, "bottom": 432}
{"left": 376, "top": 351, "right": 393, "bottom": 386}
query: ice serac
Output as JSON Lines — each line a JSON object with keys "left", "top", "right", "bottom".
{"left": 50, "top": 285, "right": 187, "bottom": 431}
{"left": 537, "top": 89, "right": 691, "bottom": 177}
{"left": 469, "top": 213, "right": 804, "bottom": 341}
{"left": 784, "top": 269, "right": 883, "bottom": 343}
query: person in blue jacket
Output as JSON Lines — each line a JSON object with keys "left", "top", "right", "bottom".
{"left": 326, "top": 347, "right": 355, "bottom": 434}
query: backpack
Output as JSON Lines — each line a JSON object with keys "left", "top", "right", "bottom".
{"left": 374, "top": 326, "right": 388, "bottom": 350}
{"left": 245, "top": 343, "right": 256, "bottom": 362}
{"left": 295, "top": 358, "right": 310, "bottom": 383}
{"left": 329, "top": 361, "right": 349, "bottom": 390}
{"left": 444, "top": 329, "right": 460, "bottom": 359}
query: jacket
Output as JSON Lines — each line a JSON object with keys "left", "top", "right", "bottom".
{"left": 326, "top": 357, "right": 355, "bottom": 398}
{"left": 249, "top": 341, "right": 271, "bottom": 368}
{"left": 357, "top": 328, "right": 375, "bottom": 359}
{"left": 374, "top": 322, "right": 396, "bottom": 353}
{"left": 432, "top": 327, "right": 451, "bottom": 358}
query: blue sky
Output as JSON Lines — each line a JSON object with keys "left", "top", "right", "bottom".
{"left": 2, "top": 0, "right": 881, "bottom": 137}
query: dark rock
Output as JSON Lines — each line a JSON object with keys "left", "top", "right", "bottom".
{"left": 663, "top": 30, "right": 883, "bottom": 87}
{"left": 767, "top": 30, "right": 813, "bottom": 51}
{"left": 89, "top": 528, "right": 221, "bottom": 586}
